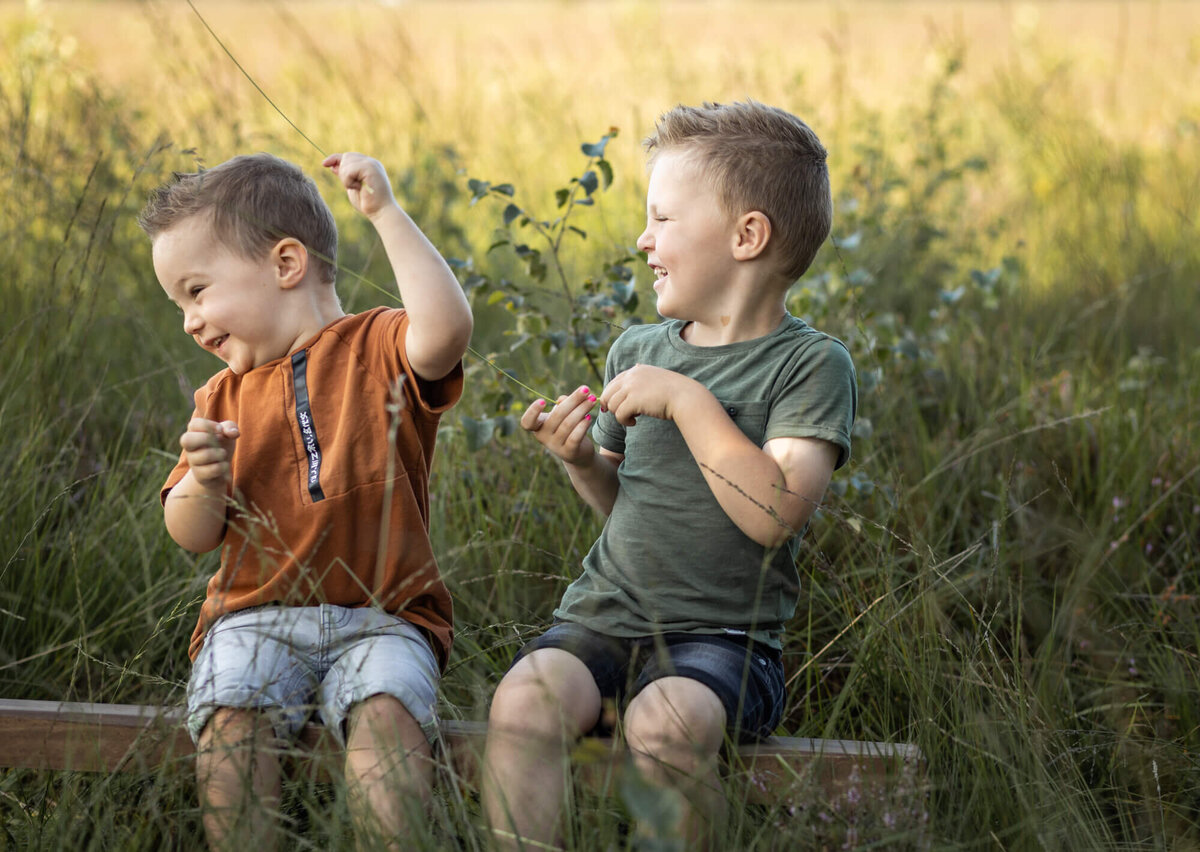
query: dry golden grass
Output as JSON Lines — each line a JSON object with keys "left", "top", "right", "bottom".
{"left": 18, "top": 1, "right": 1200, "bottom": 164}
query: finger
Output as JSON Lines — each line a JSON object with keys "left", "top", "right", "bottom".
{"left": 186, "top": 417, "right": 220, "bottom": 435}
{"left": 180, "top": 427, "right": 221, "bottom": 452}
{"left": 216, "top": 421, "right": 240, "bottom": 440}
{"left": 191, "top": 462, "right": 231, "bottom": 487}
{"left": 183, "top": 446, "right": 230, "bottom": 468}
{"left": 553, "top": 396, "right": 597, "bottom": 440}
{"left": 607, "top": 393, "right": 637, "bottom": 427}
{"left": 322, "top": 153, "right": 342, "bottom": 171}
{"left": 598, "top": 380, "right": 620, "bottom": 413}
{"left": 566, "top": 411, "right": 594, "bottom": 445}
{"left": 546, "top": 385, "right": 595, "bottom": 429}
{"left": 520, "top": 399, "right": 548, "bottom": 431}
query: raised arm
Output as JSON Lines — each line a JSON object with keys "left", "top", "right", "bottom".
{"left": 323, "top": 152, "right": 473, "bottom": 380}
{"left": 600, "top": 365, "right": 837, "bottom": 547}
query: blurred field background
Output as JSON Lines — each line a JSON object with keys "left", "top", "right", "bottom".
{"left": 1, "top": 1, "right": 1198, "bottom": 849}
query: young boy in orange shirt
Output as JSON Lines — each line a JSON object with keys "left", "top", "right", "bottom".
{"left": 141, "top": 151, "right": 471, "bottom": 849}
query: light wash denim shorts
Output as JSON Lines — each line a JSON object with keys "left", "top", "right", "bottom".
{"left": 186, "top": 603, "right": 440, "bottom": 746}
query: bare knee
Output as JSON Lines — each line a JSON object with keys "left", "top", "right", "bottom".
{"left": 195, "top": 707, "right": 281, "bottom": 783}
{"left": 624, "top": 678, "right": 726, "bottom": 770}
{"left": 345, "top": 694, "right": 433, "bottom": 788}
{"left": 488, "top": 651, "right": 601, "bottom": 741}
{"left": 198, "top": 707, "right": 276, "bottom": 750}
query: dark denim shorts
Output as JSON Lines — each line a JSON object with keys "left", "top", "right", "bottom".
{"left": 511, "top": 620, "right": 786, "bottom": 741}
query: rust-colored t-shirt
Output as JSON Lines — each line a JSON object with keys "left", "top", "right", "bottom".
{"left": 161, "top": 308, "right": 463, "bottom": 668}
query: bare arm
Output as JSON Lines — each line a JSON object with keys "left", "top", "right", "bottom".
{"left": 563, "top": 447, "right": 623, "bottom": 517}
{"left": 323, "top": 153, "right": 473, "bottom": 381}
{"left": 519, "top": 385, "right": 621, "bottom": 516}
{"left": 601, "top": 365, "right": 838, "bottom": 547}
{"left": 163, "top": 419, "right": 238, "bottom": 553}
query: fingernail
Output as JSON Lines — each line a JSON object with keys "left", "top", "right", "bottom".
{"left": 579, "top": 385, "right": 590, "bottom": 394}
{"left": 536, "top": 399, "right": 546, "bottom": 407}
{"left": 585, "top": 414, "right": 592, "bottom": 421}
{"left": 588, "top": 395, "right": 597, "bottom": 403}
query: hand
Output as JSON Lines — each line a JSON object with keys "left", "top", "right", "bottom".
{"left": 323, "top": 152, "right": 398, "bottom": 221}
{"left": 179, "top": 418, "right": 239, "bottom": 490}
{"left": 598, "top": 364, "right": 694, "bottom": 427}
{"left": 520, "top": 384, "right": 599, "bottom": 466}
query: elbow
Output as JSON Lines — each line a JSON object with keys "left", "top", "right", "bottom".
{"left": 165, "top": 516, "right": 224, "bottom": 553}
{"left": 164, "top": 503, "right": 225, "bottom": 553}
{"left": 747, "top": 505, "right": 817, "bottom": 549}
{"left": 168, "top": 529, "right": 223, "bottom": 554}
{"left": 751, "top": 525, "right": 797, "bottom": 550}
{"left": 415, "top": 318, "right": 474, "bottom": 381}
{"left": 453, "top": 314, "right": 474, "bottom": 360}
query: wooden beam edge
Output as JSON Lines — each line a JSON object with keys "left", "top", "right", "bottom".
{"left": 0, "top": 700, "right": 923, "bottom": 783}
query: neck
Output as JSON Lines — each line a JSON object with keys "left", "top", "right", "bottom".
{"left": 680, "top": 296, "right": 787, "bottom": 346}
{"left": 285, "top": 284, "right": 346, "bottom": 355}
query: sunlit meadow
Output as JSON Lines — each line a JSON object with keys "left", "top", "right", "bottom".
{"left": 1, "top": 1, "right": 1198, "bottom": 849}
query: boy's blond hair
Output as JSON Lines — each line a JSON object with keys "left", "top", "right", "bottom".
{"left": 138, "top": 153, "right": 339, "bottom": 285}
{"left": 646, "top": 100, "right": 832, "bottom": 283}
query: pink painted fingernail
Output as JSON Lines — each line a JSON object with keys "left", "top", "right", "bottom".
{"left": 536, "top": 399, "right": 546, "bottom": 407}
{"left": 585, "top": 414, "right": 592, "bottom": 421}
{"left": 579, "top": 385, "right": 590, "bottom": 394}
{"left": 588, "top": 395, "right": 597, "bottom": 403}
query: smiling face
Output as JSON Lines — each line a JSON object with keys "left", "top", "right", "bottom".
{"left": 635, "top": 149, "right": 739, "bottom": 322}
{"left": 152, "top": 216, "right": 294, "bottom": 374}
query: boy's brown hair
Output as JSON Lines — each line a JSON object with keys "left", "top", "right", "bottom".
{"left": 138, "top": 153, "right": 339, "bottom": 285}
{"left": 645, "top": 100, "right": 832, "bottom": 283}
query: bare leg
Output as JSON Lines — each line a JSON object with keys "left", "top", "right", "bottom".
{"left": 482, "top": 649, "right": 602, "bottom": 850}
{"left": 343, "top": 693, "right": 434, "bottom": 851}
{"left": 195, "top": 707, "right": 283, "bottom": 852}
{"left": 623, "top": 677, "right": 727, "bottom": 851}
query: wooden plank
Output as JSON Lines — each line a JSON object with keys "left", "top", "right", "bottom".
{"left": 0, "top": 700, "right": 922, "bottom": 802}
{"left": 0, "top": 699, "right": 192, "bottom": 773}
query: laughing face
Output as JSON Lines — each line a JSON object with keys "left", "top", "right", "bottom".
{"left": 153, "top": 216, "right": 294, "bottom": 374}
{"left": 635, "top": 149, "right": 739, "bottom": 322}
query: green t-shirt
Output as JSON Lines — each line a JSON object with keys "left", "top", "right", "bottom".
{"left": 555, "top": 315, "right": 857, "bottom": 648}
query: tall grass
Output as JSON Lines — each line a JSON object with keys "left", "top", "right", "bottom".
{"left": 2, "top": 2, "right": 1198, "bottom": 849}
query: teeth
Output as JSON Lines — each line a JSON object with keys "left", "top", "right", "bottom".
{"left": 654, "top": 268, "right": 667, "bottom": 279}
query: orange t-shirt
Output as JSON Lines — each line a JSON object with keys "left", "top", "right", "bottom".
{"left": 161, "top": 308, "right": 463, "bottom": 668}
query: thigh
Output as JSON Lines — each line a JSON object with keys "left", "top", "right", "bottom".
{"left": 319, "top": 607, "right": 441, "bottom": 747}
{"left": 633, "top": 634, "right": 785, "bottom": 740}
{"left": 510, "top": 620, "right": 633, "bottom": 700}
{"left": 186, "top": 606, "right": 320, "bottom": 743}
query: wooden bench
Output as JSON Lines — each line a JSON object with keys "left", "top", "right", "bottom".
{"left": 0, "top": 698, "right": 922, "bottom": 803}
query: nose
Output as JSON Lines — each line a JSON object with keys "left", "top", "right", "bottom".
{"left": 183, "top": 308, "right": 203, "bottom": 336}
{"left": 636, "top": 226, "right": 652, "bottom": 253}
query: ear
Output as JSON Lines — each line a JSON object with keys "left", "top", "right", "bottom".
{"left": 731, "top": 211, "right": 771, "bottom": 262}
{"left": 271, "top": 237, "right": 309, "bottom": 289}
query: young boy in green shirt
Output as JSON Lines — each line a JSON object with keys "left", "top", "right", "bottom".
{"left": 483, "top": 101, "right": 857, "bottom": 849}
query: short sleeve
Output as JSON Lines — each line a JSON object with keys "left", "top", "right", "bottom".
{"left": 371, "top": 308, "right": 465, "bottom": 421}
{"left": 763, "top": 336, "right": 857, "bottom": 469}
{"left": 589, "top": 334, "right": 631, "bottom": 455}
